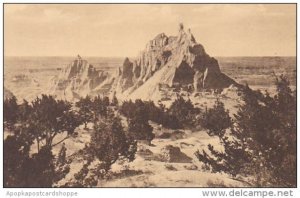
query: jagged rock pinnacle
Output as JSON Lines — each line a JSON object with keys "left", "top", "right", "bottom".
{"left": 112, "top": 24, "right": 238, "bottom": 102}
{"left": 50, "top": 55, "right": 111, "bottom": 100}
{"left": 179, "top": 23, "right": 184, "bottom": 31}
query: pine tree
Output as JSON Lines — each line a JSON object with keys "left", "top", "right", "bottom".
{"left": 92, "top": 95, "right": 108, "bottom": 120}
{"left": 30, "top": 95, "right": 80, "bottom": 149}
{"left": 89, "top": 116, "right": 137, "bottom": 171}
{"left": 168, "top": 96, "right": 198, "bottom": 127}
{"left": 128, "top": 100, "right": 154, "bottom": 144}
{"left": 128, "top": 118, "right": 154, "bottom": 144}
{"left": 200, "top": 99, "right": 232, "bottom": 137}
{"left": 4, "top": 96, "right": 19, "bottom": 130}
{"left": 4, "top": 131, "right": 33, "bottom": 187}
{"left": 76, "top": 95, "right": 93, "bottom": 128}
{"left": 4, "top": 133, "right": 56, "bottom": 187}
{"left": 120, "top": 100, "right": 135, "bottom": 118}
{"left": 4, "top": 95, "right": 81, "bottom": 187}
{"left": 111, "top": 94, "right": 119, "bottom": 106}
{"left": 102, "top": 96, "right": 110, "bottom": 106}
{"left": 195, "top": 76, "right": 296, "bottom": 187}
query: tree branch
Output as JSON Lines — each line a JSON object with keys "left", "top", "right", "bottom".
{"left": 51, "top": 135, "right": 70, "bottom": 147}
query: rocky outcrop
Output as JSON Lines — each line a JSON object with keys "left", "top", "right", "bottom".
{"left": 160, "top": 145, "right": 192, "bottom": 163}
{"left": 50, "top": 24, "right": 239, "bottom": 101}
{"left": 113, "top": 24, "right": 238, "bottom": 101}
{"left": 119, "top": 58, "right": 134, "bottom": 91}
{"left": 49, "top": 55, "right": 113, "bottom": 100}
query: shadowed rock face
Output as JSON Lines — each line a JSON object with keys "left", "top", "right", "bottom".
{"left": 173, "top": 61, "right": 195, "bottom": 85}
{"left": 120, "top": 58, "right": 134, "bottom": 91}
{"left": 115, "top": 24, "right": 238, "bottom": 100}
{"left": 50, "top": 25, "right": 238, "bottom": 101}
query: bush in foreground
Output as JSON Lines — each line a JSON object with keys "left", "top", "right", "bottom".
{"left": 200, "top": 99, "right": 232, "bottom": 137}
{"left": 195, "top": 75, "right": 296, "bottom": 187}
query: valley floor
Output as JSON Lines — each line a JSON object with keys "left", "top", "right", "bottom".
{"left": 52, "top": 126, "right": 246, "bottom": 187}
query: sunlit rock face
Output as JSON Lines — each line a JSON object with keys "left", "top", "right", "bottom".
{"left": 49, "top": 55, "right": 112, "bottom": 100}
{"left": 50, "top": 24, "right": 238, "bottom": 101}
{"left": 113, "top": 23, "right": 238, "bottom": 101}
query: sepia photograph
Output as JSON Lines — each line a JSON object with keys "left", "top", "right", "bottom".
{"left": 2, "top": 3, "right": 297, "bottom": 189}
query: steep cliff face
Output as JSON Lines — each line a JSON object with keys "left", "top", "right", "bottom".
{"left": 49, "top": 55, "right": 113, "bottom": 100}
{"left": 114, "top": 24, "right": 238, "bottom": 101}
{"left": 50, "top": 25, "right": 238, "bottom": 101}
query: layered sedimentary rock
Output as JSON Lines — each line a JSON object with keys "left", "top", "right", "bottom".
{"left": 113, "top": 24, "right": 238, "bottom": 101}
{"left": 51, "top": 24, "right": 238, "bottom": 101}
{"left": 49, "top": 55, "right": 113, "bottom": 100}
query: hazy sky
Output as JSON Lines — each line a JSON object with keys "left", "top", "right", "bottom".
{"left": 4, "top": 4, "right": 296, "bottom": 57}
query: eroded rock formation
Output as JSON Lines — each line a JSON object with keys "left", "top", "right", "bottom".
{"left": 49, "top": 55, "right": 113, "bottom": 100}
{"left": 113, "top": 24, "right": 238, "bottom": 101}
{"left": 51, "top": 24, "right": 239, "bottom": 101}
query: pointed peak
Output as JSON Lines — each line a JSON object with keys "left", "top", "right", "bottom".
{"left": 123, "top": 57, "right": 133, "bottom": 66}
{"left": 179, "top": 23, "right": 184, "bottom": 32}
